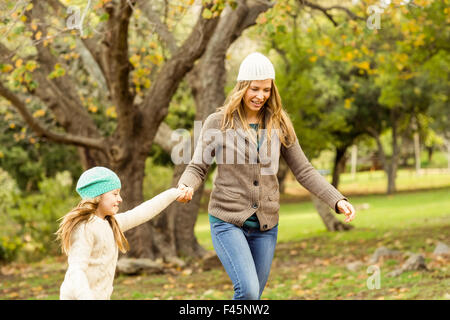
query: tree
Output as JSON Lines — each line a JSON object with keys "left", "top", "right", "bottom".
{"left": 0, "top": 0, "right": 222, "bottom": 261}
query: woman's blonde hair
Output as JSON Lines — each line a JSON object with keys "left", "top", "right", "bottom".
{"left": 218, "top": 80, "right": 296, "bottom": 147}
{"left": 55, "top": 197, "right": 129, "bottom": 255}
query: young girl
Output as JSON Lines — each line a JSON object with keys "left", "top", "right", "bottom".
{"left": 56, "top": 166, "right": 184, "bottom": 300}
{"left": 176, "top": 52, "right": 356, "bottom": 300}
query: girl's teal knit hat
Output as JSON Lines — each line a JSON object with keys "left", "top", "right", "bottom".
{"left": 76, "top": 166, "right": 121, "bottom": 199}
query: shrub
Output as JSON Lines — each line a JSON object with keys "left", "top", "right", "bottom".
{"left": 3, "top": 171, "right": 78, "bottom": 262}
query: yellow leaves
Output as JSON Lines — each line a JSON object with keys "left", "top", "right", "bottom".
{"left": 361, "top": 45, "right": 371, "bottom": 56}
{"left": 149, "top": 54, "right": 163, "bottom": 66}
{"left": 9, "top": 123, "right": 16, "bottom": 129}
{"left": 63, "top": 52, "right": 80, "bottom": 61}
{"left": 317, "top": 37, "right": 333, "bottom": 48}
{"left": 399, "top": 72, "right": 415, "bottom": 80}
{"left": 88, "top": 105, "right": 98, "bottom": 113}
{"left": 1, "top": 64, "right": 13, "bottom": 73}
{"left": 25, "top": 61, "right": 37, "bottom": 72}
{"left": 317, "top": 49, "right": 326, "bottom": 57}
{"left": 129, "top": 54, "right": 141, "bottom": 67}
{"left": 394, "top": 53, "right": 409, "bottom": 71}
{"left": 414, "top": 87, "right": 422, "bottom": 95}
{"left": 32, "top": 109, "right": 45, "bottom": 118}
{"left": 34, "top": 31, "right": 42, "bottom": 41}
{"left": 344, "top": 98, "right": 354, "bottom": 109}
{"left": 0, "top": 151, "right": 3, "bottom": 158}
{"left": 344, "top": 51, "right": 354, "bottom": 62}
{"left": 351, "top": 82, "right": 360, "bottom": 93}
{"left": 413, "top": 33, "right": 425, "bottom": 47}
{"left": 355, "top": 61, "right": 371, "bottom": 71}
{"left": 309, "top": 56, "right": 318, "bottom": 63}
{"left": 31, "top": 21, "right": 38, "bottom": 31}
{"left": 106, "top": 106, "right": 117, "bottom": 118}
{"left": 15, "top": 59, "right": 23, "bottom": 68}
{"left": 48, "top": 63, "right": 66, "bottom": 79}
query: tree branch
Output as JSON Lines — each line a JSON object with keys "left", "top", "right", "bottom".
{"left": 102, "top": 0, "right": 136, "bottom": 138}
{"left": 154, "top": 122, "right": 181, "bottom": 154}
{"left": 46, "top": 0, "right": 109, "bottom": 90}
{"left": 140, "top": 3, "right": 220, "bottom": 139}
{"left": 298, "top": 0, "right": 365, "bottom": 26}
{"left": 0, "top": 82, "right": 105, "bottom": 150}
{"left": 136, "top": 1, "right": 178, "bottom": 54}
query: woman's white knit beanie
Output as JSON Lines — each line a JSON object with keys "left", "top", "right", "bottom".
{"left": 237, "top": 52, "right": 275, "bottom": 81}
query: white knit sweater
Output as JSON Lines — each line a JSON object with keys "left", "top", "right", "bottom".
{"left": 59, "top": 188, "right": 182, "bottom": 300}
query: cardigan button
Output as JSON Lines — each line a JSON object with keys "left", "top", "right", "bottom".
{"left": 253, "top": 180, "right": 259, "bottom": 186}
{"left": 252, "top": 203, "right": 258, "bottom": 209}
{"left": 263, "top": 224, "right": 268, "bottom": 230}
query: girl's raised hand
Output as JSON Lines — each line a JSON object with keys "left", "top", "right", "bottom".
{"left": 336, "top": 199, "right": 356, "bottom": 223}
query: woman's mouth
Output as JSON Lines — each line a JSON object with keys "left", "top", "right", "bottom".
{"left": 251, "top": 100, "right": 263, "bottom": 108}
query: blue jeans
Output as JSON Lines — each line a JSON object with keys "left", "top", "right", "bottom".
{"left": 210, "top": 219, "right": 278, "bottom": 300}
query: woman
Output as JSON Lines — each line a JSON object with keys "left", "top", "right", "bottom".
{"left": 176, "top": 52, "right": 356, "bottom": 300}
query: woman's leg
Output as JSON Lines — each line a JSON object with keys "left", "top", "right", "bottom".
{"left": 246, "top": 225, "right": 278, "bottom": 298}
{"left": 210, "top": 220, "right": 260, "bottom": 300}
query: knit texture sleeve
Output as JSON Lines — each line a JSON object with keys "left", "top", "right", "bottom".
{"left": 281, "top": 138, "right": 347, "bottom": 213}
{"left": 177, "top": 113, "right": 220, "bottom": 191}
{"left": 64, "top": 223, "right": 95, "bottom": 299}
{"left": 115, "top": 188, "right": 182, "bottom": 232}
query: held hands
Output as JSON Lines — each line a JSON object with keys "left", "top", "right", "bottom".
{"left": 176, "top": 184, "right": 194, "bottom": 203}
{"left": 337, "top": 199, "right": 356, "bottom": 223}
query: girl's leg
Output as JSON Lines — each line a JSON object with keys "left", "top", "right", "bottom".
{"left": 246, "top": 225, "right": 278, "bottom": 298}
{"left": 210, "top": 220, "right": 260, "bottom": 300}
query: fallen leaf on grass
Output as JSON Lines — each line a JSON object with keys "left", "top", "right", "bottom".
{"left": 186, "top": 283, "right": 194, "bottom": 289}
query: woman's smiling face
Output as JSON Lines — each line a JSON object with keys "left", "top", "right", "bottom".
{"left": 243, "top": 79, "right": 272, "bottom": 116}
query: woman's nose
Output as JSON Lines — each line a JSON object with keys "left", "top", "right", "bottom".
{"left": 257, "top": 91, "right": 264, "bottom": 100}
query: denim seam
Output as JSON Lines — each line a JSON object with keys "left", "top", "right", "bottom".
{"left": 211, "top": 222, "right": 242, "bottom": 296}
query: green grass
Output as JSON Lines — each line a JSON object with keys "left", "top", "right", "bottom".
{"left": 195, "top": 186, "right": 450, "bottom": 251}
{"left": 1, "top": 171, "right": 449, "bottom": 300}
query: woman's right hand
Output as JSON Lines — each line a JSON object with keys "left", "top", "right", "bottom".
{"left": 176, "top": 184, "right": 194, "bottom": 203}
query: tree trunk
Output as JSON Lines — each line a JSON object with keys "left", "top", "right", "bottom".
{"left": 386, "top": 110, "right": 399, "bottom": 194}
{"left": 277, "top": 157, "right": 289, "bottom": 194}
{"left": 153, "top": 2, "right": 273, "bottom": 261}
{"left": 310, "top": 194, "right": 353, "bottom": 231}
{"left": 331, "top": 145, "right": 348, "bottom": 188}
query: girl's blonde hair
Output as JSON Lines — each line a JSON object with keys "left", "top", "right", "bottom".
{"left": 218, "top": 80, "right": 296, "bottom": 147}
{"left": 55, "top": 197, "right": 129, "bottom": 255}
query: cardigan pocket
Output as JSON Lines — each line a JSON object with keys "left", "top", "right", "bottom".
{"left": 221, "top": 188, "right": 241, "bottom": 199}
{"left": 215, "top": 186, "right": 241, "bottom": 200}
{"left": 268, "top": 193, "right": 280, "bottom": 202}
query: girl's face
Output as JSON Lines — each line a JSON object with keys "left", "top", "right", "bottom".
{"left": 96, "top": 188, "right": 122, "bottom": 218}
{"left": 243, "top": 79, "right": 272, "bottom": 116}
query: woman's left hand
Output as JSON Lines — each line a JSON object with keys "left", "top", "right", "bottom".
{"left": 337, "top": 200, "right": 356, "bottom": 223}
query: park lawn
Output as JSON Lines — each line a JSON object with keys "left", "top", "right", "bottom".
{"left": 0, "top": 186, "right": 449, "bottom": 300}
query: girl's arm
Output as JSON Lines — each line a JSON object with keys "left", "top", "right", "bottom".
{"left": 115, "top": 188, "right": 183, "bottom": 232}
{"left": 64, "top": 224, "right": 95, "bottom": 299}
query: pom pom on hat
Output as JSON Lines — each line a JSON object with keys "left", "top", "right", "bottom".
{"left": 76, "top": 166, "right": 121, "bottom": 199}
{"left": 237, "top": 52, "right": 275, "bottom": 81}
